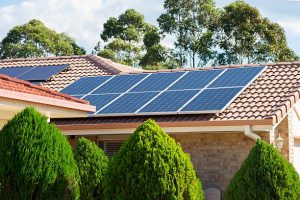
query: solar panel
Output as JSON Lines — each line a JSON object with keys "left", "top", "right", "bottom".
{"left": 0, "top": 66, "right": 34, "bottom": 78}
{"left": 61, "top": 66, "right": 266, "bottom": 116}
{"left": 83, "top": 94, "right": 120, "bottom": 113}
{"left": 180, "top": 87, "right": 243, "bottom": 112}
{"left": 98, "top": 92, "right": 159, "bottom": 115}
{"left": 208, "top": 67, "right": 264, "bottom": 88}
{"left": 130, "top": 72, "right": 185, "bottom": 92}
{"left": 18, "top": 65, "right": 68, "bottom": 81}
{"left": 169, "top": 70, "right": 223, "bottom": 90}
{"left": 61, "top": 76, "right": 112, "bottom": 95}
{"left": 92, "top": 74, "right": 148, "bottom": 94}
{"left": 139, "top": 90, "right": 200, "bottom": 113}
{"left": 0, "top": 65, "right": 69, "bottom": 83}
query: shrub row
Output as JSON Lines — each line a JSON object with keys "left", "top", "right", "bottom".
{"left": 0, "top": 108, "right": 204, "bottom": 200}
{"left": 1, "top": 108, "right": 300, "bottom": 199}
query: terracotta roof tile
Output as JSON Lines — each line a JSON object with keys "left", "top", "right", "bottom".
{"left": 52, "top": 62, "right": 300, "bottom": 126}
{"left": 0, "top": 55, "right": 142, "bottom": 91}
{"left": 0, "top": 74, "right": 87, "bottom": 104}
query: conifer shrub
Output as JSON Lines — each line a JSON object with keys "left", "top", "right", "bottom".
{"left": 0, "top": 107, "right": 79, "bottom": 200}
{"left": 74, "top": 137, "right": 109, "bottom": 200}
{"left": 103, "top": 119, "right": 204, "bottom": 200}
{"left": 224, "top": 140, "right": 300, "bottom": 200}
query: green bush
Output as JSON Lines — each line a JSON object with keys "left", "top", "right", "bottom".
{"left": 104, "top": 119, "right": 203, "bottom": 200}
{"left": 224, "top": 140, "right": 300, "bottom": 200}
{"left": 74, "top": 137, "right": 109, "bottom": 200}
{"left": 0, "top": 107, "right": 79, "bottom": 200}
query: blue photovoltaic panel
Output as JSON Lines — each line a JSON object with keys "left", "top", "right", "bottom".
{"left": 61, "top": 76, "right": 112, "bottom": 95}
{"left": 83, "top": 94, "right": 120, "bottom": 113}
{"left": 130, "top": 72, "right": 184, "bottom": 92}
{"left": 208, "top": 67, "right": 264, "bottom": 88}
{"left": 18, "top": 65, "right": 69, "bottom": 81}
{"left": 139, "top": 90, "right": 199, "bottom": 113}
{"left": 72, "top": 95, "right": 83, "bottom": 99}
{"left": 61, "top": 65, "right": 265, "bottom": 116}
{"left": 181, "top": 87, "right": 242, "bottom": 112}
{"left": 99, "top": 92, "right": 159, "bottom": 114}
{"left": 92, "top": 74, "right": 147, "bottom": 94}
{"left": 0, "top": 66, "right": 34, "bottom": 78}
{"left": 169, "top": 69, "right": 223, "bottom": 90}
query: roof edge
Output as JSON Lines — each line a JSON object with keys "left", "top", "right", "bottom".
{"left": 55, "top": 118, "right": 274, "bottom": 131}
{"left": 0, "top": 74, "right": 88, "bottom": 104}
{"left": 0, "top": 88, "right": 95, "bottom": 112}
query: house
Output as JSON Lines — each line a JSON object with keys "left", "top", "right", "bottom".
{"left": 1, "top": 56, "right": 300, "bottom": 193}
{"left": 0, "top": 73, "right": 95, "bottom": 128}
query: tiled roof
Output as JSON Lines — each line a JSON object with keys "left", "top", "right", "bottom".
{"left": 0, "top": 55, "right": 142, "bottom": 91}
{"left": 53, "top": 62, "right": 300, "bottom": 126}
{"left": 0, "top": 73, "right": 88, "bottom": 104}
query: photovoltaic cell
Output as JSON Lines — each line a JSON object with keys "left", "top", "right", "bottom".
{"left": 208, "top": 67, "right": 264, "bottom": 88}
{"left": 99, "top": 92, "right": 159, "bottom": 114}
{"left": 169, "top": 69, "right": 223, "bottom": 90}
{"left": 61, "top": 76, "right": 112, "bottom": 95}
{"left": 181, "top": 87, "right": 242, "bottom": 112}
{"left": 0, "top": 66, "right": 34, "bottom": 78}
{"left": 130, "top": 72, "right": 185, "bottom": 92}
{"left": 92, "top": 74, "right": 148, "bottom": 94}
{"left": 18, "top": 65, "right": 69, "bottom": 81}
{"left": 139, "top": 90, "right": 200, "bottom": 113}
{"left": 83, "top": 94, "right": 120, "bottom": 113}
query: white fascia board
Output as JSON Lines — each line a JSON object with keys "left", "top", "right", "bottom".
{"left": 62, "top": 124, "right": 273, "bottom": 136}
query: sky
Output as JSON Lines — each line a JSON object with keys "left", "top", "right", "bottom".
{"left": 0, "top": 0, "right": 299, "bottom": 55}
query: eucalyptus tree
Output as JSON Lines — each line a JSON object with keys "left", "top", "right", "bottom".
{"left": 0, "top": 19, "right": 85, "bottom": 58}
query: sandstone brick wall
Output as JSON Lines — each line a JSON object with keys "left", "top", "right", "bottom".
{"left": 171, "top": 132, "right": 269, "bottom": 192}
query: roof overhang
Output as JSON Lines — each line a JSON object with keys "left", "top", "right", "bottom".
{"left": 57, "top": 119, "right": 274, "bottom": 135}
{"left": 0, "top": 88, "right": 95, "bottom": 120}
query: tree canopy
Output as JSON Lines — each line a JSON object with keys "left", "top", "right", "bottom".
{"left": 104, "top": 119, "right": 203, "bottom": 200}
{"left": 0, "top": 19, "right": 85, "bottom": 59}
{"left": 0, "top": 107, "right": 79, "bottom": 200}
{"left": 97, "top": 9, "right": 156, "bottom": 66}
{"left": 159, "top": 0, "right": 298, "bottom": 67}
{"left": 216, "top": 1, "right": 298, "bottom": 65}
{"left": 158, "top": 0, "right": 219, "bottom": 68}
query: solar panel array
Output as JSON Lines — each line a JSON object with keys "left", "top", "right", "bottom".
{"left": 62, "top": 66, "right": 266, "bottom": 116}
{"left": 0, "top": 65, "right": 69, "bottom": 84}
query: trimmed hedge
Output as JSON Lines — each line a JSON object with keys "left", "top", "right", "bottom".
{"left": 224, "top": 140, "right": 300, "bottom": 200}
{"left": 104, "top": 119, "right": 203, "bottom": 200}
{"left": 0, "top": 107, "right": 79, "bottom": 200}
{"left": 74, "top": 137, "right": 109, "bottom": 200}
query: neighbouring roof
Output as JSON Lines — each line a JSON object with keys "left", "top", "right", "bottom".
{"left": 0, "top": 55, "right": 142, "bottom": 91}
{"left": 53, "top": 62, "right": 300, "bottom": 127}
{"left": 0, "top": 73, "right": 88, "bottom": 104}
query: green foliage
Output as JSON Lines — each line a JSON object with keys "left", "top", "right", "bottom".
{"left": 0, "top": 107, "right": 79, "bottom": 200}
{"left": 159, "top": 0, "right": 298, "bottom": 67}
{"left": 104, "top": 119, "right": 203, "bottom": 200}
{"left": 216, "top": 1, "right": 298, "bottom": 65}
{"left": 158, "top": 0, "right": 219, "bottom": 67}
{"left": 0, "top": 19, "right": 85, "bottom": 58}
{"left": 140, "top": 31, "right": 168, "bottom": 68}
{"left": 224, "top": 140, "right": 300, "bottom": 200}
{"left": 74, "top": 138, "right": 109, "bottom": 200}
{"left": 97, "top": 9, "right": 152, "bottom": 66}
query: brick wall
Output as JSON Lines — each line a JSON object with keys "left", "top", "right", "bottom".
{"left": 171, "top": 132, "right": 269, "bottom": 192}
{"left": 275, "top": 116, "right": 294, "bottom": 162}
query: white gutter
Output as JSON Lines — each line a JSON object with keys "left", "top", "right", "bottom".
{"left": 244, "top": 125, "right": 261, "bottom": 140}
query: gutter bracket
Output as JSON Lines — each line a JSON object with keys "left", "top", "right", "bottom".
{"left": 244, "top": 125, "right": 261, "bottom": 141}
